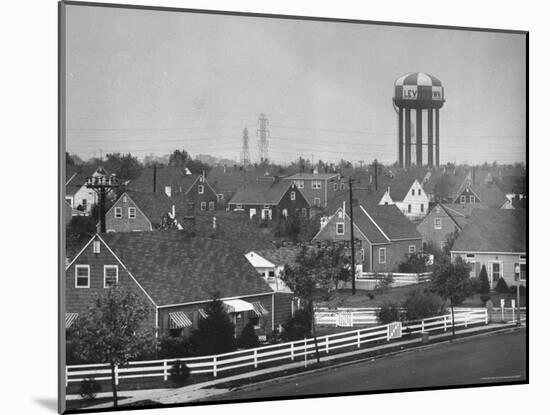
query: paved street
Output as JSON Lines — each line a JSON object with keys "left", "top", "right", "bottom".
{"left": 204, "top": 329, "right": 526, "bottom": 402}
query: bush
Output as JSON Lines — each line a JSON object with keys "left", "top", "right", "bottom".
{"left": 494, "top": 277, "right": 509, "bottom": 293}
{"left": 79, "top": 378, "right": 101, "bottom": 400}
{"left": 402, "top": 289, "right": 446, "bottom": 321}
{"left": 377, "top": 302, "right": 401, "bottom": 324}
{"left": 509, "top": 285, "right": 527, "bottom": 296}
{"left": 169, "top": 360, "right": 190, "bottom": 384}
{"left": 367, "top": 293, "right": 375, "bottom": 300}
{"left": 397, "top": 253, "right": 428, "bottom": 273}
{"left": 480, "top": 294, "right": 491, "bottom": 306}
{"left": 375, "top": 274, "right": 394, "bottom": 294}
{"left": 158, "top": 336, "right": 192, "bottom": 359}
{"left": 281, "top": 309, "right": 312, "bottom": 341}
{"left": 237, "top": 321, "right": 260, "bottom": 349}
{"left": 478, "top": 265, "right": 490, "bottom": 294}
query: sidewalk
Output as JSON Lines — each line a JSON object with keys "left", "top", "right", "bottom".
{"left": 79, "top": 322, "right": 525, "bottom": 409}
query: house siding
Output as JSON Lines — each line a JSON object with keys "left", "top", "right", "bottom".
{"left": 284, "top": 177, "right": 340, "bottom": 208}
{"left": 104, "top": 196, "right": 152, "bottom": 232}
{"left": 417, "top": 207, "right": 460, "bottom": 250}
{"left": 372, "top": 239, "right": 423, "bottom": 273}
{"left": 186, "top": 177, "right": 218, "bottom": 212}
{"left": 65, "top": 237, "right": 157, "bottom": 330}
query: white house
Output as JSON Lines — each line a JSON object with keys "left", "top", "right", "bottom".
{"left": 245, "top": 248, "right": 297, "bottom": 293}
{"left": 65, "top": 167, "right": 107, "bottom": 215}
{"left": 380, "top": 179, "right": 430, "bottom": 220}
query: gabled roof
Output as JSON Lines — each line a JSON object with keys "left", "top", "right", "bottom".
{"left": 283, "top": 173, "right": 339, "bottom": 181}
{"left": 452, "top": 209, "right": 526, "bottom": 253}
{"left": 254, "top": 247, "right": 301, "bottom": 267}
{"left": 65, "top": 167, "right": 106, "bottom": 196}
{"left": 229, "top": 181, "right": 301, "bottom": 205}
{"left": 98, "top": 231, "right": 274, "bottom": 306}
{"left": 122, "top": 190, "right": 174, "bottom": 226}
{"left": 129, "top": 167, "right": 202, "bottom": 194}
{"left": 455, "top": 183, "right": 508, "bottom": 208}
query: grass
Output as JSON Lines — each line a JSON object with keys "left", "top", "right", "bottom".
{"left": 65, "top": 396, "right": 129, "bottom": 411}
{"left": 461, "top": 291, "right": 526, "bottom": 308}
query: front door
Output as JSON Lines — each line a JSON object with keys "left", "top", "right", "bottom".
{"left": 490, "top": 262, "right": 502, "bottom": 289}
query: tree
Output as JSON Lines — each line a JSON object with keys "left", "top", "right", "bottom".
{"left": 237, "top": 321, "right": 260, "bottom": 349}
{"left": 189, "top": 294, "right": 236, "bottom": 356}
{"left": 478, "top": 265, "right": 490, "bottom": 294}
{"left": 433, "top": 173, "right": 453, "bottom": 201}
{"left": 168, "top": 149, "right": 190, "bottom": 167}
{"left": 402, "top": 288, "right": 446, "bottom": 321}
{"left": 103, "top": 152, "right": 143, "bottom": 181}
{"left": 431, "top": 256, "right": 478, "bottom": 337}
{"left": 397, "top": 253, "right": 429, "bottom": 273}
{"left": 70, "top": 287, "right": 157, "bottom": 408}
{"left": 442, "top": 228, "right": 460, "bottom": 256}
{"left": 377, "top": 302, "right": 401, "bottom": 324}
{"left": 280, "top": 309, "right": 312, "bottom": 341}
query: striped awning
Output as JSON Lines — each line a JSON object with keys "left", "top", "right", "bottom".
{"left": 223, "top": 299, "right": 254, "bottom": 313}
{"left": 65, "top": 313, "right": 79, "bottom": 329}
{"left": 168, "top": 312, "right": 192, "bottom": 329}
{"left": 198, "top": 308, "right": 208, "bottom": 319}
{"left": 252, "top": 301, "right": 269, "bottom": 316}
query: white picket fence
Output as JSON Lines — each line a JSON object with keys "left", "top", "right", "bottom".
{"left": 353, "top": 272, "right": 432, "bottom": 290}
{"left": 66, "top": 309, "right": 488, "bottom": 386}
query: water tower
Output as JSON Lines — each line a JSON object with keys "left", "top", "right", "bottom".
{"left": 393, "top": 72, "right": 445, "bottom": 168}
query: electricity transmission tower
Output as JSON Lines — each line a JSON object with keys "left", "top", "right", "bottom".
{"left": 256, "top": 113, "right": 270, "bottom": 163}
{"left": 240, "top": 128, "right": 251, "bottom": 168}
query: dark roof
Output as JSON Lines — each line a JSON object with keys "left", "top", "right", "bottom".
{"left": 497, "top": 175, "right": 527, "bottom": 195}
{"left": 208, "top": 167, "right": 281, "bottom": 193}
{"left": 471, "top": 184, "right": 507, "bottom": 208}
{"left": 123, "top": 190, "right": 174, "bottom": 226}
{"left": 452, "top": 209, "right": 526, "bottom": 253}
{"left": 255, "top": 247, "right": 301, "bottom": 266}
{"left": 129, "top": 167, "right": 201, "bottom": 194}
{"left": 364, "top": 204, "right": 423, "bottom": 240}
{"left": 99, "top": 231, "right": 273, "bottom": 306}
{"left": 229, "top": 181, "right": 296, "bottom": 205}
{"left": 283, "top": 173, "right": 339, "bottom": 180}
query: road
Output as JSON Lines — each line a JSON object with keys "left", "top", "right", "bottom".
{"left": 205, "top": 329, "right": 526, "bottom": 402}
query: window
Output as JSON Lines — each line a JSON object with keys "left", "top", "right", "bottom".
{"left": 418, "top": 189, "right": 421, "bottom": 196}
{"left": 460, "top": 195, "right": 466, "bottom": 204}
{"left": 75, "top": 265, "right": 90, "bottom": 288}
{"left": 93, "top": 240, "right": 101, "bottom": 254}
{"left": 336, "top": 222, "right": 345, "bottom": 235}
{"left": 302, "top": 208, "right": 307, "bottom": 217}
{"left": 198, "top": 185, "right": 204, "bottom": 194}
{"left": 209, "top": 201, "right": 215, "bottom": 211}
{"left": 314, "top": 197, "right": 321, "bottom": 207}
{"left": 412, "top": 189, "right": 415, "bottom": 196}
{"left": 268, "top": 270, "right": 275, "bottom": 278}
{"left": 409, "top": 245, "right": 416, "bottom": 254}
{"left": 104, "top": 265, "right": 118, "bottom": 288}
{"left": 82, "top": 199, "right": 87, "bottom": 209}
{"left": 379, "top": 248, "right": 386, "bottom": 264}
{"left": 407, "top": 204, "right": 411, "bottom": 213}
{"left": 435, "top": 206, "right": 440, "bottom": 213}
{"left": 217, "top": 194, "right": 224, "bottom": 201}
{"left": 420, "top": 204, "right": 424, "bottom": 212}
{"left": 114, "top": 207, "right": 122, "bottom": 218}
{"left": 340, "top": 183, "right": 345, "bottom": 190}
{"left": 294, "top": 180, "right": 304, "bottom": 189}
{"left": 333, "top": 183, "right": 338, "bottom": 191}
{"left": 469, "top": 195, "right": 475, "bottom": 203}
{"left": 290, "top": 191, "right": 296, "bottom": 201}
{"left": 312, "top": 181, "right": 322, "bottom": 189}
{"left": 434, "top": 218, "right": 442, "bottom": 229}
{"left": 491, "top": 262, "right": 501, "bottom": 282}
{"left": 282, "top": 208, "right": 288, "bottom": 217}
{"left": 128, "top": 207, "right": 136, "bottom": 219}
{"left": 200, "top": 202, "right": 207, "bottom": 211}
{"left": 235, "top": 204, "right": 243, "bottom": 210}
{"left": 519, "top": 263, "right": 527, "bottom": 281}
{"left": 122, "top": 195, "right": 128, "bottom": 203}
{"left": 65, "top": 198, "right": 73, "bottom": 207}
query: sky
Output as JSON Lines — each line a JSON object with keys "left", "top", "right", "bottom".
{"left": 64, "top": 4, "right": 526, "bottom": 165}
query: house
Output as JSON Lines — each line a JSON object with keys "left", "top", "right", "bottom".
{"left": 378, "top": 178, "right": 430, "bottom": 220}
{"left": 245, "top": 247, "right": 299, "bottom": 293}
{"left": 65, "top": 167, "right": 107, "bottom": 215}
{"left": 497, "top": 175, "right": 527, "bottom": 209}
{"left": 451, "top": 209, "right": 527, "bottom": 289}
{"left": 65, "top": 231, "right": 294, "bottom": 338}
{"left": 228, "top": 179, "right": 310, "bottom": 220}
{"left": 312, "top": 203, "right": 423, "bottom": 273}
{"left": 282, "top": 172, "right": 343, "bottom": 209}
{"left": 129, "top": 167, "right": 219, "bottom": 213}
{"left": 103, "top": 190, "right": 176, "bottom": 232}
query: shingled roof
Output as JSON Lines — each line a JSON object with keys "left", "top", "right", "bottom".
{"left": 122, "top": 190, "right": 174, "bottom": 226}
{"left": 129, "top": 167, "right": 202, "bottom": 194}
{"left": 99, "top": 231, "right": 274, "bottom": 306}
{"left": 452, "top": 209, "right": 526, "bottom": 253}
{"left": 229, "top": 180, "right": 298, "bottom": 205}
{"left": 254, "top": 247, "right": 301, "bottom": 267}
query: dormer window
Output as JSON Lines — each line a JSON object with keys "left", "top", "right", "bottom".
{"left": 93, "top": 240, "right": 101, "bottom": 254}
{"left": 290, "top": 191, "right": 296, "bottom": 201}
{"left": 336, "top": 222, "right": 345, "bottom": 235}
{"left": 198, "top": 185, "right": 204, "bottom": 194}
{"left": 122, "top": 195, "right": 128, "bottom": 203}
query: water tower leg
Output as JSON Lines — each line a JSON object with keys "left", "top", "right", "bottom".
{"left": 405, "top": 109, "right": 411, "bottom": 167}
{"left": 428, "top": 109, "right": 434, "bottom": 167}
{"left": 416, "top": 109, "right": 423, "bottom": 166}
{"left": 398, "top": 108, "right": 404, "bottom": 168}
{"left": 435, "top": 109, "right": 440, "bottom": 168}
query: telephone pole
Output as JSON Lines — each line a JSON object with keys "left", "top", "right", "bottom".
{"left": 257, "top": 113, "right": 270, "bottom": 163}
{"left": 349, "top": 177, "right": 357, "bottom": 295}
{"left": 86, "top": 171, "right": 119, "bottom": 233}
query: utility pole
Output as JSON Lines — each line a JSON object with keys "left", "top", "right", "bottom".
{"left": 153, "top": 164, "right": 157, "bottom": 193}
{"left": 349, "top": 177, "right": 356, "bottom": 295}
{"left": 256, "top": 113, "right": 270, "bottom": 163}
{"left": 374, "top": 159, "right": 378, "bottom": 193}
{"left": 86, "top": 172, "right": 119, "bottom": 233}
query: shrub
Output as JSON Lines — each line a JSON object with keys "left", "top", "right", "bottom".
{"left": 397, "top": 253, "right": 428, "bottom": 273}
{"left": 402, "top": 289, "right": 446, "bottom": 321}
{"left": 375, "top": 274, "right": 394, "bottom": 294}
{"left": 494, "top": 277, "right": 509, "bottom": 293}
{"left": 158, "top": 336, "right": 192, "bottom": 359}
{"left": 509, "top": 285, "right": 527, "bottom": 296}
{"left": 480, "top": 294, "right": 491, "bottom": 306}
{"left": 169, "top": 360, "right": 190, "bottom": 384}
{"left": 79, "top": 378, "right": 101, "bottom": 400}
{"left": 367, "top": 293, "right": 375, "bottom": 300}
{"left": 281, "top": 309, "right": 312, "bottom": 341}
{"left": 237, "top": 321, "right": 260, "bottom": 349}
{"left": 377, "top": 302, "right": 401, "bottom": 324}
{"left": 478, "top": 265, "right": 490, "bottom": 294}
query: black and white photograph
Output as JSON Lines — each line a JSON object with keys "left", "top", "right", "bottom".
{"left": 58, "top": 1, "right": 527, "bottom": 413}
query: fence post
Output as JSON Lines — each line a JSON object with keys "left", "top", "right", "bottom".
{"left": 465, "top": 312, "right": 468, "bottom": 328}
{"left": 421, "top": 319, "right": 425, "bottom": 333}
{"left": 512, "top": 307, "right": 516, "bottom": 323}
{"left": 325, "top": 337, "right": 329, "bottom": 354}
{"left": 304, "top": 338, "right": 307, "bottom": 368}
{"left": 386, "top": 324, "right": 390, "bottom": 341}
{"left": 484, "top": 309, "right": 489, "bottom": 325}
{"left": 291, "top": 342, "right": 294, "bottom": 361}
{"left": 357, "top": 329, "right": 361, "bottom": 348}
{"left": 163, "top": 360, "right": 168, "bottom": 381}
{"left": 65, "top": 366, "right": 68, "bottom": 387}
{"left": 213, "top": 357, "right": 217, "bottom": 377}
{"left": 443, "top": 314, "right": 447, "bottom": 332}
{"left": 351, "top": 312, "right": 354, "bottom": 327}
{"left": 115, "top": 364, "right": 119, "bottom": 386}
{"left": 254, "top": 349, "right": 258, "bottom": 368}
